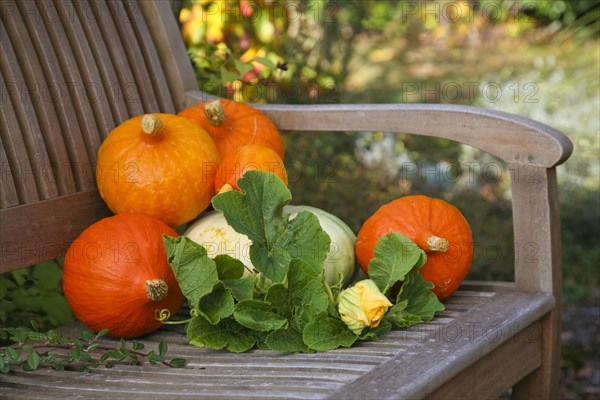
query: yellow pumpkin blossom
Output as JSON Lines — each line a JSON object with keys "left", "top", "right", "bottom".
{"left": 338, "top": 280, "right": 392, "bottom": 335}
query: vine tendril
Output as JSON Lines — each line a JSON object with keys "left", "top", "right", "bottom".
{"left": 154, "top": 309, "right": 194, "bottom": 325}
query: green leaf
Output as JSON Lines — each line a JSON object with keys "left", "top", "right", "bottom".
{"left": 96, "top": 329, "right": 109, "bottom": 338}
{"left": 80, "top": 329, "right": 94, "bottom": 341}
{"left": 132, "top": 341, "right": 145, "bottom": 351}
{"left": 27, "top": 351, "right": 41, "bottom": 370}
{"left": 5, "top": 347, "right": 20, "bottom": 362}
{"left": 30, "top": 320, "right": 40, "bottom": 332}
{"left": 86, "top": 343, "right": 100, "bottom": 352}
{"left": 33, "top": 262, "right": 62, "bottom": 290}
{"left": 368, "top": 233, "right": 426, "bottom": 295}
{"left": 302, "top": 313, "right": 357, "bottom": 351}
{"left": 396, "top": 271, "right": 445, "bottom": 322}
{"left": 11, "top": 269, "right": 29, "bottom": 286}
{"left": 233, "top": 300, "right": 288, "bottom": 332}
{"left": 107, "top": 350, "right": 126, "bottom": 362}
{"left": 169, "top": 358, "right": 187, "bottom": 368}
{"left": 158, "top": 341, "right": 168, "bottom": 357}
{"left": 414, "top": 251, "right": 428, "bottom": 270}
{"left": 27, "top": 332, "right": 46, "bottom": 341}
{"left": 265, "top": 260, "right": 329, "bottom": 330}
{"left": 71, "top": 347, "right": 82, "bottom": 361}
{"left": 198, "top": 283, "right": 235, "bottom": 324}
{"left": 285, "top": 211, "right": 332, "bottom": 276}
{"left": 164, "top": 236, "right": 220, "bottom": 309}
{"left": 222, "top": 277, "right": 254, "bottom": 302}
{"left": 39, "top": 293, "right": 74, "bottom": 324}
{"left": 265, "top": 327, "right": 309, "bottom": 353}
{"left": 359, "top": 319, "right": 393, "bottom": 341}
{"left": 212, "top": 171, "right": 330, "bottom": 283}
{"left": 385, "top": 300, "right": 422, "bottom": 328}
{"left": 148, "top": 352, "right": 164, "bottom": 364}
{"left": 0, "top": 356, "right": 7, "bottom": 373}
{"left": 214, "top": 255, "right": 246, "bottom": 280}
{"left": 187, "top": 317, "right": 256, "bottom": 353}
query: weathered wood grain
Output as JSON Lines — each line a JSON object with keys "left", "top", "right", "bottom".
{"left": 0, "top": 190, "right": 111, "bottom": 273}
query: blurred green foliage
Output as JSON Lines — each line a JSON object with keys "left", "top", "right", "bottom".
{"left": 175, "top": 0, "right": 599, "bottom": 305}
{"left": 0, "top": 260, "right": 73, "bottom": 331}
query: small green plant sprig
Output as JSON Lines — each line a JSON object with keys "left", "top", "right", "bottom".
{"left": 0, "top": 322, "right": 187, "bottom": 373}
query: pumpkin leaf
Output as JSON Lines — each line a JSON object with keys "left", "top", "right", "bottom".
{"left": 211, "top": 171, "right": 330, "bottom": 283}
{"left": 265, "top": 260, "right": 329, "bottom": 331}
{"left": 265, "top": 327, "right": 309, "bottom": 353}
{"left": 187, "top": 316, "right": 257, "bottom": 353}
{"left": 233, "top": 299, "right": 288, "bottom": 332}
{"left": 197, "top": 283, "right": 235, "bottom": 324}
{"left": 368, "top": 233, "right": 426, "bottom": 296}
{"left": 222, "top": 277, "right": 254, "bottom": 302}
{"left": 213, "top": 254, "right": 246, "bottom": 280}
{"left": 395, "top": 271, "right": 445, "bottom": 322}
{"left": 385, "top": 300, "right": 423, "bottom": 329}
{"left": 163, "top": 236, "right": 220, "bottom": 309}
{"left": 302, "top": 312, "right": 357, "bottom": 351}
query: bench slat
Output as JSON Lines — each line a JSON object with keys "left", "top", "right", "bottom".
{"left": 121, "top": 0, "right": 177, "bottom": 114}
{"left": 0, "top": 190, "right": 111, "bottom": 272}
{"left": 0, "top": 72, "right": 26, "bottom": 208}
{"left": 1, "top": 6, "right": 58, "bottom": 201}
{"left": 105, "top": 0, "right": 160, "bottom": 114}
{"left": 91, "top": 0, "right": 145, "bottom": 117}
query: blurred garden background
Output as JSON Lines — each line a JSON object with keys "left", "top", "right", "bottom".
{"left": 1, "top": 0, "right": 598, "bottom": 397}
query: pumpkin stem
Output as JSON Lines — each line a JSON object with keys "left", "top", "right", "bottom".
{"left": 204, "top": 100, "right": 225, "bottom": 126}
{"left": 146, "top": 279, "right": 169, "bottom": 302}
{"left": 427, "top": 236, "right": 449, "bottom": 252}
{"left": 141, "top": 114, "right": 165, "bottom": 136}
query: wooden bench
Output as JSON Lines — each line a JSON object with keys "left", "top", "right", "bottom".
{"left": 0, "top": 1, "right": 573, "bottom": 398}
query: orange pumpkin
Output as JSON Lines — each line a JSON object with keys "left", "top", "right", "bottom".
{"left": 96, "top": 113, "right": 220, "bottom": 227}
{"left": 178, "top": 99, "right": 285, "bottom": 159}
{"left": 215, "top": 144, "right": 288, "bottom": 192}
{"left": 63, "top": 213, "right": 184, "bottom": 339}
{"left": 355, "top": 195, "right": 473, "bottom": 300}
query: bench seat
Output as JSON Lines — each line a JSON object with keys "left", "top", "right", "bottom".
{"left": 0, "top": 283, "right": 553, "bottom": 399}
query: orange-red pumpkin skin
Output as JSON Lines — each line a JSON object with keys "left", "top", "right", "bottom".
{"left": 178, "top": 99, "right": 285, "bottom": 159}
{"left": 215, "top": 144, "right": 288, "bottom": 192}
{"left": 96, "top": 113, "right": 220, "bottom": 227}
{"left": 63, "top": 213, "right": 184, "bottom": 339}
{"left": 355, "top": 195, "right": 474, "bottom": 300}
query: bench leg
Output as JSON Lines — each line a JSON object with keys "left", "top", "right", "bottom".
{"left": 512, "top": 312, "right": 561, "bottom": 400}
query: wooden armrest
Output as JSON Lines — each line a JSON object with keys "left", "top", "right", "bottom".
{"left": 185, "top": 90, "right": 573, "bottom": 168}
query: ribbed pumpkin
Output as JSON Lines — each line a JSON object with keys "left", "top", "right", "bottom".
{"left": 178, "top": 99, "right": 285, "bottom": 159}
{"left": 63, "top": 213, "right": 184, "bottom": 339}
{"left": 355, "top": 195, "right": 473, "bottom": 300}
{"left": 96, "top": 113, "right": 220, "bottom": 227}
{"left": 215, "top": 144, "right": 288, "bottom": 192}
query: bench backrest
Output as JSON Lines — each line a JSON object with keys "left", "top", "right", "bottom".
{"left": 1, "top": 0, "right": 195, "bottom": 272}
